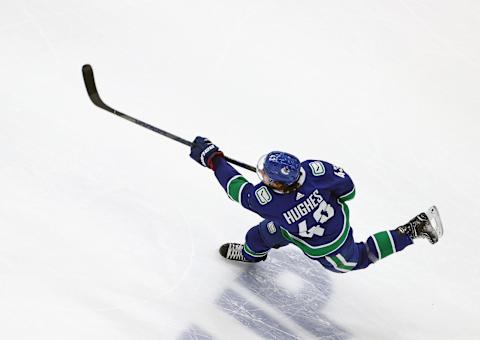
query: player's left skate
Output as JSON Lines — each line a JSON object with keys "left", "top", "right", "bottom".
{"left": 219, "top": 243, "right": 252, "bottom": 262}
{"left": 396, "top": 206, "right": 444, "bottom": 244}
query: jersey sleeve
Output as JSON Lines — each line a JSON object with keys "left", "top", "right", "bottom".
{"left": 213, "top": 157, "right": 270, "bottom": 216}
{"left": 324, "top": 161, "right": 355, "bottom": 201}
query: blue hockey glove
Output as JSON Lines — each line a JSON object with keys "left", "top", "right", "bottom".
{"left": 190, "top": 136, "right": 224, "bottom": 170}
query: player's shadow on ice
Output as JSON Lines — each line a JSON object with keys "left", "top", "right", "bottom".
{"left": 216, "top": 248, "right": 349, "bottom": 339}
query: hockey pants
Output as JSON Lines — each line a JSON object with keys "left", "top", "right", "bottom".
{"left": 242, "top": 219, "right": 413, "bottom": 273}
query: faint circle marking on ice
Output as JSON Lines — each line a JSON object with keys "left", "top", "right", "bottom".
{"left": 276, "top": 270, "right": 305, "bottom": 295}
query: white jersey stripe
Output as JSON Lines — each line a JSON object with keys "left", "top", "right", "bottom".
{"left": 336, "top": 253, "right": 356, "bottom": 267}
{"left": 325, "top": 256, "right": 349, "bottom": 273}
{"left": 387, "top": 231, "right": 397, "bottom": 253}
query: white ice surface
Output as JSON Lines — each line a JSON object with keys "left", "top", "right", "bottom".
{"left": 1, "top": 1, "right": 480, "bottom": 339}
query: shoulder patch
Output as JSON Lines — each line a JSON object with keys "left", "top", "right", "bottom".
{"left": 255, "top": 186, "right": 272, "bottom": 205}
{"left": 309, "top": 161, "right": 325, "bottom": 176}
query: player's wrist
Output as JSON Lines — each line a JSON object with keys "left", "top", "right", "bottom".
{"left": 208, "top": 151, "right": 224, "bottom": 170}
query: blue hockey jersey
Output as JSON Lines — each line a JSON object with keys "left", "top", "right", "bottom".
{"left": 213, "top": 157, "right": 356, "bottom": 258}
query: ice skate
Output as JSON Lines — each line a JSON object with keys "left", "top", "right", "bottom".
{"left": 396, "top": 206, "right": 444, "bottom": 244}
{"left": 219, "top": 243, "right": 252, "bottom": 262}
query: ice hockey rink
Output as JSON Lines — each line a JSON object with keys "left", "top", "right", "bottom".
{"left": 1, "top": 1, "right": 479, "bottom": 339}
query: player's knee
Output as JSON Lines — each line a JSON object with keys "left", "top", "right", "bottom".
{"left": 244, "top": 226, "right": 269, "bottom": 261}
{"left": 257, "top": 220, "right": 290, "bottom": 249}
{"left": 245, "top": 225, "right": 264, "bottom": 248}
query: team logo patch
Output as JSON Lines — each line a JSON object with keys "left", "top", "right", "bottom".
{"left": 255, "top": 186, "right": 272, "bottom": 205}
{"left": 267, "top": 222, "right": 277, "bottom": 234}
{"left": 309, "top": 161, "right": 325, "bottom": 176}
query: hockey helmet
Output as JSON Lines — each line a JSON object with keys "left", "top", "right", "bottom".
{"left": 257, "top": 151, "right": 301, "bottom": 188}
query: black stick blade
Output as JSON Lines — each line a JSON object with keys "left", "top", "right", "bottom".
{"left": 82, "top": 64, "right": 115, "bottom": 112}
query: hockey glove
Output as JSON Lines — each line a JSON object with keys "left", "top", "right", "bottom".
{"left": 190, "top": 136, "right": 224, "bottom": 170}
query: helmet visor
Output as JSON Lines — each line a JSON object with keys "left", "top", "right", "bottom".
{"left": 256, "top": 154, "right": 269, "bottom": 184}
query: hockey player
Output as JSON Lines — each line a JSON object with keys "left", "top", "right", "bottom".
{"left": 190, "top": 137, "right": 443, "bottom": 273}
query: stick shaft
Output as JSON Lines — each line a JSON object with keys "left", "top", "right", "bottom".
{"left": 82, "top": 64, "right": 256, "bottom": 172}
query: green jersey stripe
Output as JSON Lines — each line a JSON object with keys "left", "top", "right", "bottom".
{"left": 373, "top": 231, "right": 395, "bottom": 259}
{"left": 227, "top": 175, "right": 249, "bottom": 202}
{"left": 280, "top": 188, "right": 355, "bottom": 258}
{"left": 336, "top": 253, "right": 357, "bottom": 267}
{"left": 325, "top": 256, "right": 350, "bottom": 273}
{"left": 243, "top": 243, "right": 268, "bottom": 258}
{"left": 339, "top": 188, "right": 356, "bottom": 203}
{"left": 327, "top": 254, "right": 356, "bottom": 272}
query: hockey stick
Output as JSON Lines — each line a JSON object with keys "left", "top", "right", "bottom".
{"left": 82, "top": 64, "right": 256, "bottom": 172}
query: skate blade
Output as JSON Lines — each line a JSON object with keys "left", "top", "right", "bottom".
{"left": 426, "top": 205, "right": 444, "bottom": 239}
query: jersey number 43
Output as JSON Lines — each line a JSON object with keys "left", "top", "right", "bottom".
{"left": 297, "top": 202, "right": 334, "bottom": 238}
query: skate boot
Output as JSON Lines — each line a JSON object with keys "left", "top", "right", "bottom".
{"left": 396, "top": 206, "right": 444, "bottom": 244}
{"left": 219, "top": 243, "right": 252, "bottom": 262}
